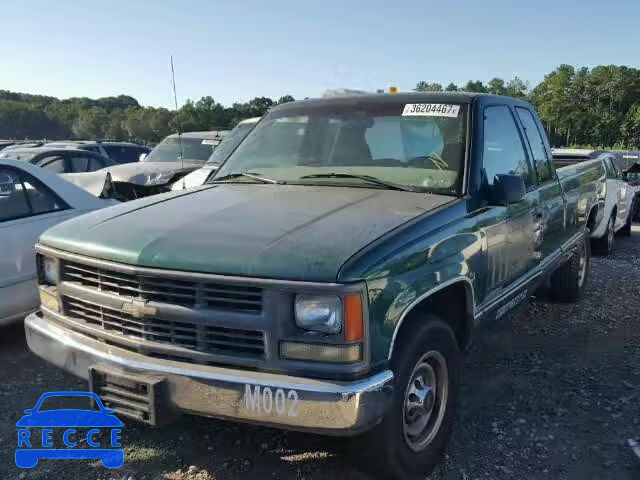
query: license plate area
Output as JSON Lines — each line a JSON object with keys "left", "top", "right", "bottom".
{"left": 89, "top": 366, "right": 166, "bottom": 426}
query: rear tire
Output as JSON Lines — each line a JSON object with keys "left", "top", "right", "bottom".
{"left": 353, "top": 317, "right": 461, "bottom": 480}
{"left": 619, "top": 214, "right": 632, "bottom": 237}
{"left": 593, "top": 214, "right": 615, "bottom": 255}
{"left": 550, "top": 234, "right": 590, "bottom": 302}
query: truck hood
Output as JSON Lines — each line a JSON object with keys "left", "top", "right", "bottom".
{"left": 40, "top": 184, "right": 454, "bottom": 282}
{"left": 103, "top": 161, "right": 202, "bottom": 185}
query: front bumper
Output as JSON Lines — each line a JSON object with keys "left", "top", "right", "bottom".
{"left": 25, "top": 312, "right": 394, "bottom": 435}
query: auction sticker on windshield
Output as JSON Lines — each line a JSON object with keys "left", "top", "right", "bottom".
{"left": 402, "top": 103, "right": 460, "bottom": 117}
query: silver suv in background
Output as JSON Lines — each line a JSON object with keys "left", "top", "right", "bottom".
{"left": 172, "top": 118, "right": 259, "bottom": 191}
{"left": 99, "top": 130, "right": 228, "bottom": 198}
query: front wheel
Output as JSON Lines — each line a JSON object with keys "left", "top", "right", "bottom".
{"left": 354, "top": 317, "right": 460, "bottom": 480}
{"left": 550, "top": 234, "right": 590, "bottom": 302}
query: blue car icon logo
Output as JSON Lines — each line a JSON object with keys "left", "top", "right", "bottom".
{"left": 16, "top": 391, "right": 124, "bottom": 468}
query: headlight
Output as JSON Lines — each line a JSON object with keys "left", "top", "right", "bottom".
{"left": 132, "top": 172, "right": 176, "bottom": 186}
{"left": 294, "top": 295, "right": 342, "bottom": 334}
{"left": 41, "top": 256, "right": 59, "bottom": 285}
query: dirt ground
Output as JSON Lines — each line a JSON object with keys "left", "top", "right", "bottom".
{"left": 1, "top": 228, "right": 639, "bottom": 480}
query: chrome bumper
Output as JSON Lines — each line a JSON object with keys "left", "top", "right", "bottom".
{"left": 25, "top": 312, "right": 394, "bottom": 435}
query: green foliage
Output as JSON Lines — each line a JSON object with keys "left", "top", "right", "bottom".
{"left": 0, "top": 92, "right": 294, "bottom": 143}
{"left": 530, "top": 65, "right": 640, "bottom": 147}
{"left": 415, "top": 67, "right": 640, "bottom": 148}
{"left": 414, "top": 82, "right": 444, "bottom": 92}
{"left": 7, "top": 64, "right": 640, "bottom": 150}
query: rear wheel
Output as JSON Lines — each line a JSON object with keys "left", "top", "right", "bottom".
{"left": 550, "top": 234, "right": 589, "bottom": 302}
{"left": 593, "top": 214, "right": 615, "bottom": 255}
{"left": 619, "top": 214, "right": 632, "bottom": 237}
{"left": 353, "top": 317, "right": 460, "bottom": 480}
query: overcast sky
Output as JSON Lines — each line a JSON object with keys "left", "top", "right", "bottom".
{"left": 3, "top": 0, "right": 639, "bottom": 107}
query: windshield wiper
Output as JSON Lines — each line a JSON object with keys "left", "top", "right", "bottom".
{"left": 208, "top": 172, "right": 285, "bottom": 185}
{"left": 298, "top": 173, "right": 418, "bottom": 192}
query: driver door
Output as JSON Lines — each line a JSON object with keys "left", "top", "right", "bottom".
{"left": 480, "top": 105, "right": 539, "bottom": 301}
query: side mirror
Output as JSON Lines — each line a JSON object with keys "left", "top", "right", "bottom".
{"left": 139, "top": 153, "right": 147, "bottom": 162}
{"left": 490, "top": 174, "right": 526, "bottom": 206}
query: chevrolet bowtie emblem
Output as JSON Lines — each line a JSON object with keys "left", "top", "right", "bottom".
{"left": 121, "top": 299, "right": 157, "bottom": 319}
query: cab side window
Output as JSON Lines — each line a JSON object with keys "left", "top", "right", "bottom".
{"left": 603, "top": 158, "right": 618, "bottom": 179}
{"left": 483, "top": 105, "right": 534, "bottom": 187}
{"left": 608, "top": 157, "right": 621, "bottom": 179}
{"left": 515, "top": 107, "right": 553, "bottom": 183}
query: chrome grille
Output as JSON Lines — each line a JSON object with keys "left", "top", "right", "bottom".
{"left": 62, "top": 296, "right": 266, "bottom": 360}
{"left": 61, "top": 260, "right": 263, "bottom": 313}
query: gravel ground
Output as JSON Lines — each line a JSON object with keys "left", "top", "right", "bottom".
{"left": 1, "top": 228, "right": 639, "bottom": 480}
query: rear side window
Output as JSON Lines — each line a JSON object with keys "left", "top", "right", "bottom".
{"left": 0, "top": 168, "right": 65, "bottom": 221}
{"left": 69, "top": 156, "right": 90, "bottom": 173}
{"left": 104, "top": 145, "right": 144, "bottom": 164}
{"left": 0, "top": 169, "right": 30, "bottom": 220}
{"left": 482, "top": 105, "right": 534, "bottom": 186}
{"left": 88, "top": 157, "right": 106, "bottom": 171}
{"left": 516, "top": 108, "right": 553, "bottom": 183}
{"left": 22, "top": 176, "right": 66, "bottom": 214}
{"left": 38, "top": 156, "right": 66, "bottom": 173}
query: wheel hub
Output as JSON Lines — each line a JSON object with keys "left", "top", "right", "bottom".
{"left": 402, "top": 351, "right": 449, "bottom": 452}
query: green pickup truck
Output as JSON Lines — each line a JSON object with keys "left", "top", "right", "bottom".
{"left": 26, "top": 92, "right": 601, "bottom": 479}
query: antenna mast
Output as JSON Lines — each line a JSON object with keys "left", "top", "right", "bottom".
{"left": 170, "top": 56, "right": 185, "bottom": 188}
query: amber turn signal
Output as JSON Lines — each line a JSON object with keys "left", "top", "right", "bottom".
{"left": 344, "top": 294, "right": 364, "bottom": 341}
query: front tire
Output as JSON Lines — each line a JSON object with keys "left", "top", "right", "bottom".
{"left": 550, "top": 234, "right": 590, "bottom": 302}
{"left": 355, "top": 317, "right": 460, "bottom": 480}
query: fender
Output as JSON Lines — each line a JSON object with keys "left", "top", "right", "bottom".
{"left": 386, "top": 277, "right": 475, "bottom": 360}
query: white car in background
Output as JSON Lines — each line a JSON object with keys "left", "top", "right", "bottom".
{"left": 172, "top": 118, "right": 260, "bottom": 191}
{"left": 0, "top": 158, "right": 117, "bottom": 326}
{"left": 553, "top": 149, "right": 635, "bottom": 255}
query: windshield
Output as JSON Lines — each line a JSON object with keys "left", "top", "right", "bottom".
{"left": 205, "top": 122, "right": 256, "bottom": 165}
{"left": 213, "top": 102, "right": 467, "bottom": 194}
{"left": 144, "top": 137, "right": 218, "bottom": 164}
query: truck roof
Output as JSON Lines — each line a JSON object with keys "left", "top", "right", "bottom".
{"left": 274, "top": 92, "right": 531, "bottom": 110}
{"left": 167, "top": 131, "right": 228, "bottom": 139}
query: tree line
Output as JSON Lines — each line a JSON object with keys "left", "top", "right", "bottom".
{"left": 2, "top": 64, "right": 640, "bottom": 148}
{"left": 414, "top": 65, "right": 640, "bottom": 149}
{"left": 0, "top": 91, "right": 295, "bottom": 144}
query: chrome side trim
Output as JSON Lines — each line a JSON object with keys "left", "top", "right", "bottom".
{"left": 474, "top": 229, "right": 586, "bottom": 319}
{"left": 386, "top": 277, "right": 475, "bottom": 360}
